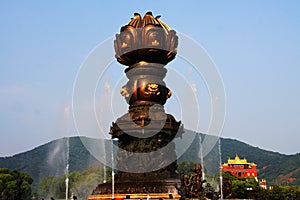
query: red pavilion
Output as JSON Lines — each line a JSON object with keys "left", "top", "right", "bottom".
{"left": 221, "top": 154, "right": 257, "bottom": 180}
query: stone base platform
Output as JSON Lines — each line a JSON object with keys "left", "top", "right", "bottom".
{"left": 90, "top": 178, "right": 181, "bottom": 199}
{"left": 91, "top": 178, "right": 181, "bottom": 194}
{"left": 88, "top": 193, "right": 180, "bottom": 200}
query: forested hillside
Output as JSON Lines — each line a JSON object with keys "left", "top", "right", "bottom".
{"left": 1, "top": 131, "right": 299, "bottom": 187}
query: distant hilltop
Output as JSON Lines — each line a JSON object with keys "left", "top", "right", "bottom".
{"left": 0, "top": 129, "right": 299, "bottom": 188}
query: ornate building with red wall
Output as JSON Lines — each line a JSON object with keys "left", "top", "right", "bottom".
{"left": 221, "top": 154, "right": 257, "bottom": 180}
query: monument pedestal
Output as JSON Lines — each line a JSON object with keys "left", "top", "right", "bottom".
{"left": 91, "top": 178, "right": 181, "bottom": 195}
{"left": 88, "top": 193, "right": 180, "bottom": 200}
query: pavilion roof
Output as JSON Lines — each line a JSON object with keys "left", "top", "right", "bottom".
{"left": 222, "top": 154, "right": 257, "bottom": 166}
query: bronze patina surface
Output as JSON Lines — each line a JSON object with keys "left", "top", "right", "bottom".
{"left": 91, "top": 12, "right": 183, "bottom": 199}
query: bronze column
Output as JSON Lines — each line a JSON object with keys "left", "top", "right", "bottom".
{"left": 92, "top": 12, "right": 184, "bottom": 197}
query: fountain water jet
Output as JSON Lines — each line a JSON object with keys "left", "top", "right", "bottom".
{"left": 198, "top": 133, "right": 205, "bottom": 181}
{"left": 218, "top": 138, "right": 223, "bottom": 199}
{"left": 65, "top": 139, "right": 69, "bottom": 200}
{"left": 103, "top": 165, "right": 107, "bottom": 184}
{"left": 65, "top": 172, "right": 69, "bottom": 200}
{"left": 102, "top": 137, "right": 107, "bottom": 184}
{"left": 64, "top": 105, "right": 71, "bottom": 200}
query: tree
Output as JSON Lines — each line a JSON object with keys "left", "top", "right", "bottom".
{"left": 38, "top": 176, "right": 61, "bottom": 199}
{"left": 0, "top": 168, "right": 33, "bottom": 200}
{"left": 222, "top": 171, "right": 259, "bottom": 199}
{"left": 267, "top": 185, "right": 300, "bottom": 200}
{"left": 37, "top": 166, "right": 110, "bottom": 199}
{"left": 70, "top": 166, "right": 110, "bottom": 199}
{"left": 177, "top": 161, "right": 196, "bottom": 176}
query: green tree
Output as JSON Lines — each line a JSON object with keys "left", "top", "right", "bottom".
{"left": 38, "top": 175, "right": 66, "bottom": 199}
{"left": 37, "top": 166, "right": 110, "bottom": 199}
{"left": 177, "top": 161, "right": 196, "bottom": 175}
{"left": 222, "top": 171, "right": 259, "bottom": 199}
{"left": 70, "top": 166, "right": 110, "bottom": 199}
{"left": 0, "top": 168, "right": 33, "bottom": 200}
{"left": 267, "top": 185, "right": 300, "bottom": 200}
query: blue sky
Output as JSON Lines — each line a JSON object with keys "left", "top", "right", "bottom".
{"left": 0, "top": 1, "right": 300, "bottom": 156}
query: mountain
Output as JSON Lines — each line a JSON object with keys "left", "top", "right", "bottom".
{"left": 179, "top": 130, "right": 300, "bottom": 185}
{"left": 0, "top": 131, "right": 299, "bottom": 187}
{"left": 221, "top": 137, "right": 300, "bottom": 185}
{"left": 0, "top": 137, "right": 103, "bottom": 187}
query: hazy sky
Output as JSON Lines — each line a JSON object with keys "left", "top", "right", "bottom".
{"left": 1, "top": 1, "right": 300, "bottom": 157}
